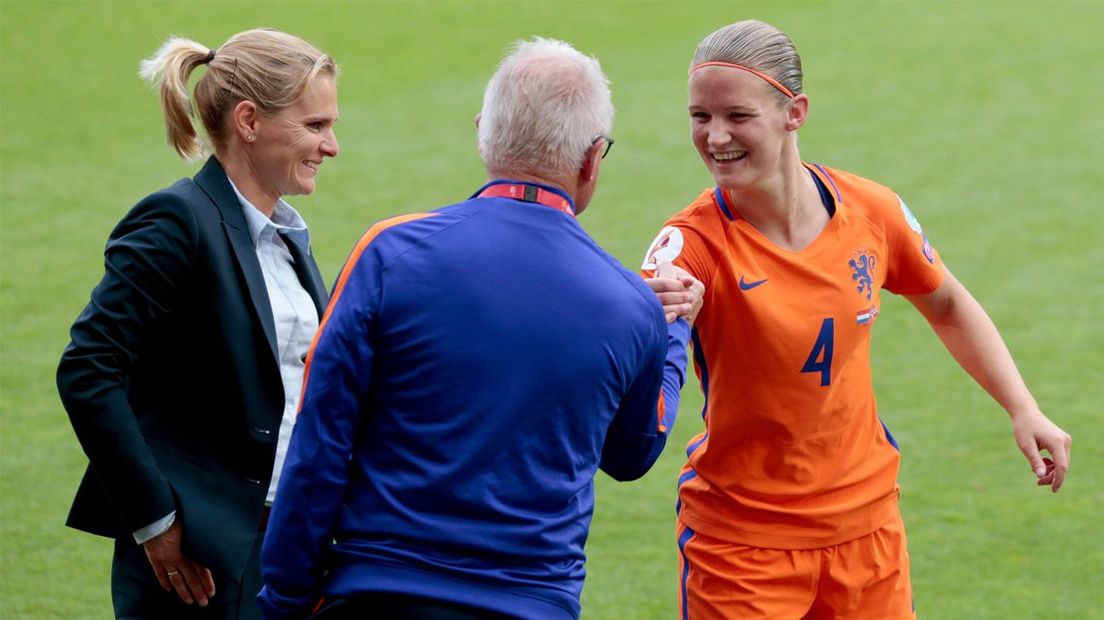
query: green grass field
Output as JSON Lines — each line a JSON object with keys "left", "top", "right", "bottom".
{"left": 2, "top": 1, "right": 1102, "bottom": 618}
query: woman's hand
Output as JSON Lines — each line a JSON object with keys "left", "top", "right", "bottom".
{"left": 143, "top": 519, "right": 217, "bottom": 606}
{"left": 1011, "top": 409, "right": 1072, "bottom": 492}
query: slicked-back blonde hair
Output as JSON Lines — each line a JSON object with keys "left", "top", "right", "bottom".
{"left": 139, "top": 28, "right": 336, "bottom": 160}
{"left": 692, "top": 20, "right": 803, "bottom": 105}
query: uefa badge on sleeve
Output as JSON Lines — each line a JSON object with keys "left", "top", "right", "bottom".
{"left": 922, "top": 235, "right": 935, "bottom": 264}
{"left": 641, "top": 226, "right": 684, "bottom": 271}
{"left": 898, "top": 196, "right": 936, "bottom": 264}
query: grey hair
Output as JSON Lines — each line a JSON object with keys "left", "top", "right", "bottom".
{"left": 139, "top": 28, "right": 336, "bottom": 160}
{"left": 478, "top": 37, "right": 614, "bottom": 179}
{"left": 692, "top": 20, "right": 803, "bottom": 104}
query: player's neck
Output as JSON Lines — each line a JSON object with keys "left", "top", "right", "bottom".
{"left": 726, "top": 164, "right": 828, "bottom": 251}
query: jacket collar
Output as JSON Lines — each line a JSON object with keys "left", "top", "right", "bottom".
{"left": 194, "top": 156, "right": 250, "bottom": 231}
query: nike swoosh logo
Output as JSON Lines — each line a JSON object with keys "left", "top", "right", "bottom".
{"left": 739, "top": 276, "right": 768, "bottom": 291}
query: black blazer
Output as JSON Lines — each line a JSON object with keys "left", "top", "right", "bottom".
{"left": 57, "top": 156, "right": 328, "bottom": 581}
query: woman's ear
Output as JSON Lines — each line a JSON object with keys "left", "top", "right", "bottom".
{"left": 232, "top": 99, "right": 261, "bottom": 141}
{"left": 785, "top": 93, "right": 809, "bottom": 132}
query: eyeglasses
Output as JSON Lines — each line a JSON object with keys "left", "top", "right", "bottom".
{"left": 591, "top": 135, "right": 615, "bottom": 159}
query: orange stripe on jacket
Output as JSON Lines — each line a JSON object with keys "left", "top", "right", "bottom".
{"left": 296, "top": 212, "right": 437, "bottom": 415}
{"left": 657, "top": 390, "right": 668, "bottom": 433}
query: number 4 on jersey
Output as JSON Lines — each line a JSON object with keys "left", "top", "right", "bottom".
{"left": 801, "top": 318, "right": 834, "bottom": 387}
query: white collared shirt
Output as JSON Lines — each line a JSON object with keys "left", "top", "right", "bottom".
{"left": 229, "top": 180, "right": 319, "bottom": 505}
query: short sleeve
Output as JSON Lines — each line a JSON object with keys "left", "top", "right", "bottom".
{"left": 640, "top": 200, "right": 722, "bottom": 292}
{"left": 883, "top": 194, "right": 944, "bottom": 295}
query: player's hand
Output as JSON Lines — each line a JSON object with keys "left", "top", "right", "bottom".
{"left": 678, "top": 266, "right": 705, "bottom": 325}
{"left": 1011, "top": 410, "right": 1071, "bottom": 492}
{"left": 645, "top": 262, "right": 704, "bottom": 324}
{"left": 143, "top": 519, "right": 216, "bottom": 606}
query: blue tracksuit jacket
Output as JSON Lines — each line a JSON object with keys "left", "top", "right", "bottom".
{"left": 258, "top": 180, "right": 689, "bottom": 619}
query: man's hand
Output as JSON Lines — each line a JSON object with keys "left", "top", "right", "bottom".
{"left": 143, "top": 519, "right": 216, "bottom": 606}
{"left": 645, "top": 262, "right": 704, "bottom": 325}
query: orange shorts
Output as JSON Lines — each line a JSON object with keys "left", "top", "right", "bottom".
{"left": 677, "top": 510, "right": 915, "bottom": 620}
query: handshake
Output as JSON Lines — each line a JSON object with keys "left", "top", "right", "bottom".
{"left": 645, "top": 261, "right": 704, "bottom": 325}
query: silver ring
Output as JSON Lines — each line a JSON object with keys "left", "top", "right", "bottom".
{"left": 167, "top": 570, "right": 180, "bottom": 577}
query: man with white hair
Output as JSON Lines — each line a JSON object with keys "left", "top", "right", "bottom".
{"left": 257, "top": 38, "right": 699, "bottom": 620}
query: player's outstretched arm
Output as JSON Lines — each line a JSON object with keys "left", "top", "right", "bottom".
{"left": 905, "top": 267, "right": 1071, "bottom": 492}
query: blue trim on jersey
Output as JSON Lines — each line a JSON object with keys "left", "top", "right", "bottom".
{"left": 675, "top": 467, "right": 699, "bottom": 516}
{"left": 690, "top": 327, "right": 709, "bottom": 422}
{"left": 807, "top": 167, "right": 836, "bottom": 217}
{"left": 880, "top": 419, "right": 900, "bottom": 450}
{"left": 685, "top": 431, "right": 708, "bottom": 459}
{"left": 685, "top": 323, "right": 710, "bottom": 522}
{"left": 712, "top": 187, "right": 735, "bottom": 221}
{"left": 678, "top": 469, "right": 699, "bottom": 488}
{"left": 812, "top": 163, "right": 844, "bottom": 205}
{"left": 678, "top": 525, "right": 696, "bottom": 620}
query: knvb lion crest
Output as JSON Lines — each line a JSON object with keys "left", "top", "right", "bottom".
{"left": 848, "top": 250, "right": 876, "bottom": 301}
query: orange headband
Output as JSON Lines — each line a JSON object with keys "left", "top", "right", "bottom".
{"left": 690, "top": 61, "right": 795, "bottom": 99}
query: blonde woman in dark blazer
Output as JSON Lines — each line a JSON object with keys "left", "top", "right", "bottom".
{"left": 57, "top": 28, "right": 339, "bottom": 619}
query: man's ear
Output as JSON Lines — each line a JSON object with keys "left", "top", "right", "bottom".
{"left": 579, "top": 139, "right": 603, "bottom": 184}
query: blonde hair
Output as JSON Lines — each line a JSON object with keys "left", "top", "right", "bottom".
{"left": 139, "top": 28, "right": 336, "bottom": 160}
{"left": 692, "top": 20, "right": 803, "bottom": 104}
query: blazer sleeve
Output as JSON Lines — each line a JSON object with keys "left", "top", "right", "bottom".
{"left": 57, "top": 190, "right": 199, "bottom": 534}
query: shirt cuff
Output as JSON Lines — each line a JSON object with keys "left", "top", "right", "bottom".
{"left": 132, "top": 511, "right": 176, "bottom": 545}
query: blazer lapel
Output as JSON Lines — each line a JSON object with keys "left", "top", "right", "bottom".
{"left": 278, "top": 232, "right": 329, "bottom": 319}
{"left": 193, "top": 157, "right": 280, "bottom": 364}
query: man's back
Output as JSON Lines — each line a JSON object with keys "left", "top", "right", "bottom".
{"left": 263, "top": 185, "right": 671, "bottom": 619}
{"left": 259, "top": 37, "right": 700, "bottom": 620}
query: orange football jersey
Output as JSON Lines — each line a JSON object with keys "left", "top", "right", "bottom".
{"left": 643, "top": 164, "right": 944, "bottom": 549}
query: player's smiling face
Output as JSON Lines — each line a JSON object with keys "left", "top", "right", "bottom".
{"left": 688, "top": 66, "right": 794, "bottom": 189}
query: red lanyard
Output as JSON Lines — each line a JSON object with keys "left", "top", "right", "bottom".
{"left": 476, "top": 183, "right": 575, "bottom": 217}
